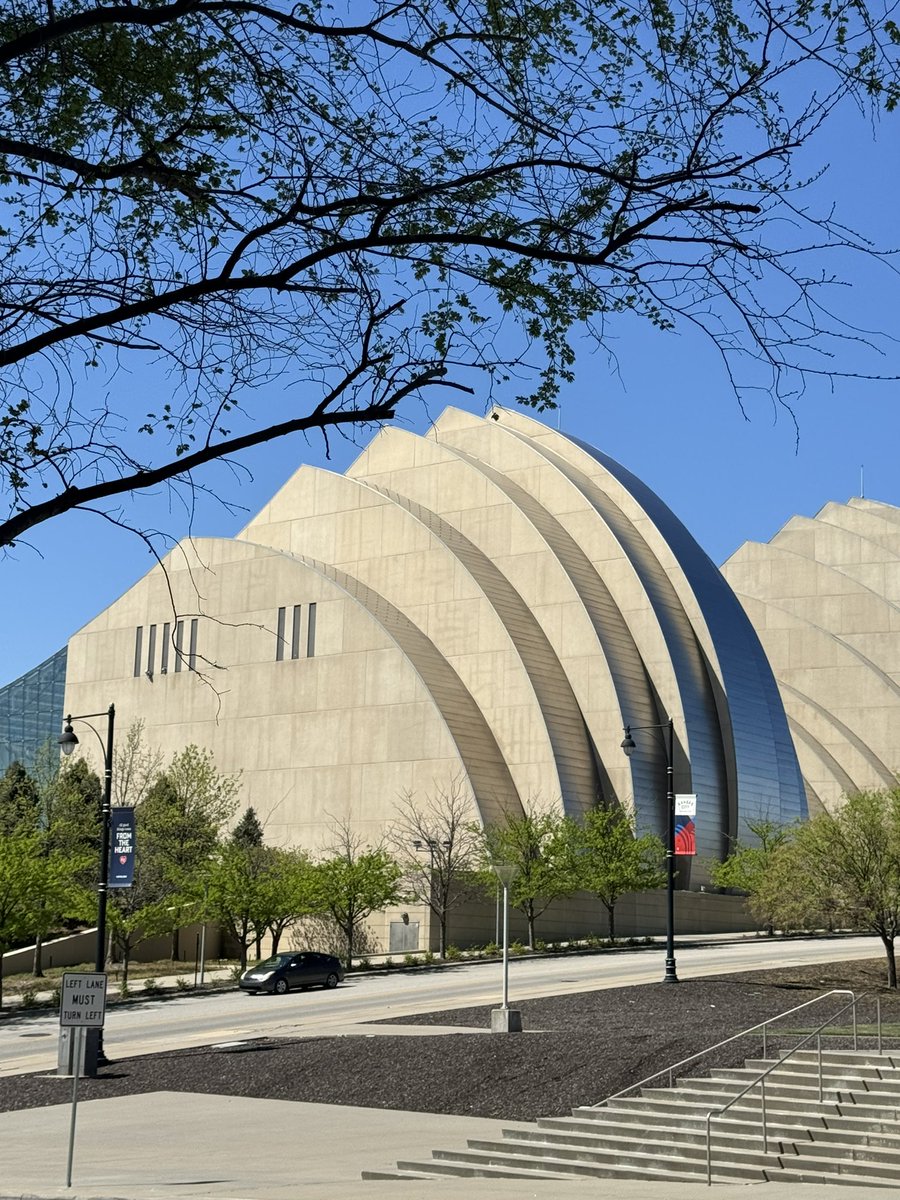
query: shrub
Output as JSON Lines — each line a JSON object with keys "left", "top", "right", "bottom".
{"left": 482, "top": 941, "right": 500, "bottom": 957}
{"left": 175, "top": 977, "right": 191, "bottom": 992}
{"left": 50, "top": 984, "right": 61, "bottom": 1007}
{"left": 19, "top": 987, "right": 38, "bottom": 1009}
{"left": 534, "top": 939, "right": 547, "bottom": 953}
{"left": 141, "top": 976, "right": 161, "bottom": 995}
{"left": 403, "top": 953, "right": 419, "bottom": 967}
{"left": 510, "top": 940, "right": 527, "bottom": 956}
{"left": 445, "top": 944, "right": 462, "bottom": 960}
{"left": 422, "top": 951, "right": 435, "bottom": 965}
{"left": 383, "top": 957, "right": 394, "bottom": 968}
{"left": 118, "top": 980, "right": 130, "bottom": 998}
{"left": 356, "top": 957, "right": 370, "bottom": 970}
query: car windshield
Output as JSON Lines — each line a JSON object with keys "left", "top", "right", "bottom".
{"left": 253, "top": 955, "right": 292, "bottom": 969}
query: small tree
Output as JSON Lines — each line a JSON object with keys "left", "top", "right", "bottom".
{"left": 260, "top": 849, "right": 317, "bottom": 956}
{"left": 758, "top": 788, "right": 900, "bottom": 988}
{"left": 139, "top": 745, "right": 240, "bottom": 958}
{"left": 207, "top": 844, "right": 316, "bottom": 969}
{"left": 0, "top": 833, "right": 85, "bottom": 1007}
{"left": 113, "top": 720, "right": 164, "bottom": 810}
{"left": 207, "top": 843, "right": 271, "bottom": 971}
{"left": 711, "top": 817, "right": 794, "bottom": 935}
{"left": 2, "top": 749, "right": 102, "bottom": 975}
{"left": 570, "top": 807, "right": 665, "bottom": 943}
{"left": 390, "top": 779, "right": 483, "bottom": 957}
{"left": 314, "top": 821, "right": 402, "bottom": 970}
{"left": 479, "top": 803, "right": 575, "bottom": 949}
{"left": 106, "top": 721, "right": 166, "bottom": 973}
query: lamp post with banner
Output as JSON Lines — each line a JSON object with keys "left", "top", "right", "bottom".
{"left": 58, "top": 705, "right": 124, "bottom": 1073}
{"left": 621, "top": 716, "right": 679, "bottom": 984}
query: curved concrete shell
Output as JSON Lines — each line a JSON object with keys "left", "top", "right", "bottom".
{"left": 60, "top": 407, "right": 810, "bottom": 898}
{"left": 722, "top": 497, "right": 900, "bottom": 814}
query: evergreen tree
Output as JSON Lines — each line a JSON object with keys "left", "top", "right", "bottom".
{"left": 232, "top": 807, "right": 264, "bottom": 849}
{"left": 0, "top": 762, "right": 40, "bottom": 836}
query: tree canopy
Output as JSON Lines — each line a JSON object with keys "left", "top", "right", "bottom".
{"left": 757, "top": 787, "right": 900, "bottom": 987}
{"left": 1, "top": 0, "right": 898, "bottom": 548}
{"left": 478, "top": 803, "right": 575, "bottom": 948}
{"left": 571, "top": 806, "right": 665, "bottom": 942}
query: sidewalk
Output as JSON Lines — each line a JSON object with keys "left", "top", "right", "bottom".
{"left": 0, "top": 1091, "right": 888, "bottom": 1200}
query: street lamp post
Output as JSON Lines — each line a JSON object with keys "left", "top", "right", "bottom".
{"left": 621, "top": 716, "right": 678, "bottom": 984}
{"left": 58, "top": 704, "right": 116, "bottom": 1070}
{"left": 490, "top": 863, "right": 522, "bottom": 1033}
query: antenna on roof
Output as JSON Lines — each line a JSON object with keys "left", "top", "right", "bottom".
{"left": 860, "top": 464, "right": 865, "bottom": 499}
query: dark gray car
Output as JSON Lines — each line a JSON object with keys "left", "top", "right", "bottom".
{"left": 239, "top": 952, "right": 344, "bottom": 994}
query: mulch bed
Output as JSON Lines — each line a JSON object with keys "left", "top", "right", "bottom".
{"left": 2, "top": 954, "right": 897, "bottom": 1122}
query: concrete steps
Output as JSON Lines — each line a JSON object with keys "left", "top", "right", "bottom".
{"left": 363, "top": 1048, "right": 900, "bottom": 1185}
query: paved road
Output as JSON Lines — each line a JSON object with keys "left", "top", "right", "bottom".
{"left": 0, "top": 934, "right": 877, "bottom": 1076}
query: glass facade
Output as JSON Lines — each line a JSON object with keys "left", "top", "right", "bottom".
{"left": 0, "top": 646, "right": 68, "bottom": 772}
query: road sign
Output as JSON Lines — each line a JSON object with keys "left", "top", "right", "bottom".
{"left": 59, "top": 972, "right": 107, "bottom": 1028}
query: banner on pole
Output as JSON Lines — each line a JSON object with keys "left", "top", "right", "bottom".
{"left": 108, "top": 807, "right": 136, "bottom": 887}
{"left": 674, "top": 793, "right": 697, "bottom": 856}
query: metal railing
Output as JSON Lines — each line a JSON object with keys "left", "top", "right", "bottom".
{"left": 597, "top": 989, "right": 863, "bottom": 1107}
{"left": 704, "top": 990, "right": 880, "bottom": 1184}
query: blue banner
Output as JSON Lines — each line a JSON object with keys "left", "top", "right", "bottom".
{"left": 108, "top": 807, "right": 136, "bottom": 887}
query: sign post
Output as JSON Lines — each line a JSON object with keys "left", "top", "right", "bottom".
{"left": 59, "top": 972, "right": 107, "bottom": 1188}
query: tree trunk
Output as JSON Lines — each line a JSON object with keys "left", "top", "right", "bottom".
{"left": 343, "top": 920, "right": 354, "bottom": 970}
{"left": 607, "top": 902, "right": 616, "bottom": 944}
{"left": 122, "top": 945, "right": 131, "bottom": 986}
{"left": 526, "top": 906, "right": 536, "bottom": 950}
{"left": 880, "top": 932, "right": 897, "bottom": 988}
{"left": 0, "top": 946, "right": 5, "bottom": 1009}
{"left": 171, "top": 926, "right": 180, "bottom": 962}
{"left": 271, "top": 927, "right": 281, "bottom": 954}
{"left": 439, "top": 913, "right": 447, "bottom": 958}
{"left": 33, "top": 933, "right": 43, "bottom": 977}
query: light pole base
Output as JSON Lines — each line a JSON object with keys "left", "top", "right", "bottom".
{"left": 58, "top": 1027, "right": 102, "bottom": 1076}
{"left": 663, "top": 959, "right": 679, "bottom": 984}
{"left": 491, "top": 1007, "right": 523, "bottom": 1033}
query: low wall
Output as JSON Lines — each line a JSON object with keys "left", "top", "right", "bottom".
{"left": 2, "top": 923, "right": 223, "bottom": 979}
{"left": 366, "top": 889, "right": 754, "bottom": 956}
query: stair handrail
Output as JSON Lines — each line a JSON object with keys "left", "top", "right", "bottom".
{"left": 704, "top": 989, "right": 871, "bottom": 1185}
{"left": 596, "top": 988, "right": 859, "bottom": 1107}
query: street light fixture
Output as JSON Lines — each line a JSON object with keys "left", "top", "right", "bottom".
{"left": 490, "top": 862, "right": 522, "bottom": 1032}
{"left": 59, "top": 703, "right": 116, "bottom": 1070}
{"left": 621, "top": 716, "right": 679, "bottom": 984}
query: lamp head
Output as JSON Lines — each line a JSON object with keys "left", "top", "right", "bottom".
{"left": 58, "top": 720, "right": 79, "bottom": 756}
{"left": 620, "top": 727, "right": 636, "bottom": 757}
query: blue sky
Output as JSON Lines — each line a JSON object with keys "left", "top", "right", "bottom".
{"left": 2, "top": 105, "right": 899, "bottom": 690}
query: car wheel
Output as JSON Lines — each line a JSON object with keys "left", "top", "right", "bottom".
{"left": 324, "top": 972, "right": 339, "bottom": 989}
{"left": 274, "top": 978, "right": 290, "bottom": 995}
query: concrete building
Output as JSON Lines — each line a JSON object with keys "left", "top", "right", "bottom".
{"left": 721, "top": 497, "right": 900, "bottom": 815}
{"left": 6, "top": 407, "right": 896, "bottom": 950}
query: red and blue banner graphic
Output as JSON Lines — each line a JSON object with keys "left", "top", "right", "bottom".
{"left": 108, "top": 807, "right": 136, "bottom": 887}
{"left": 674, "top": 794, "right": 697, "bottom": 856}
